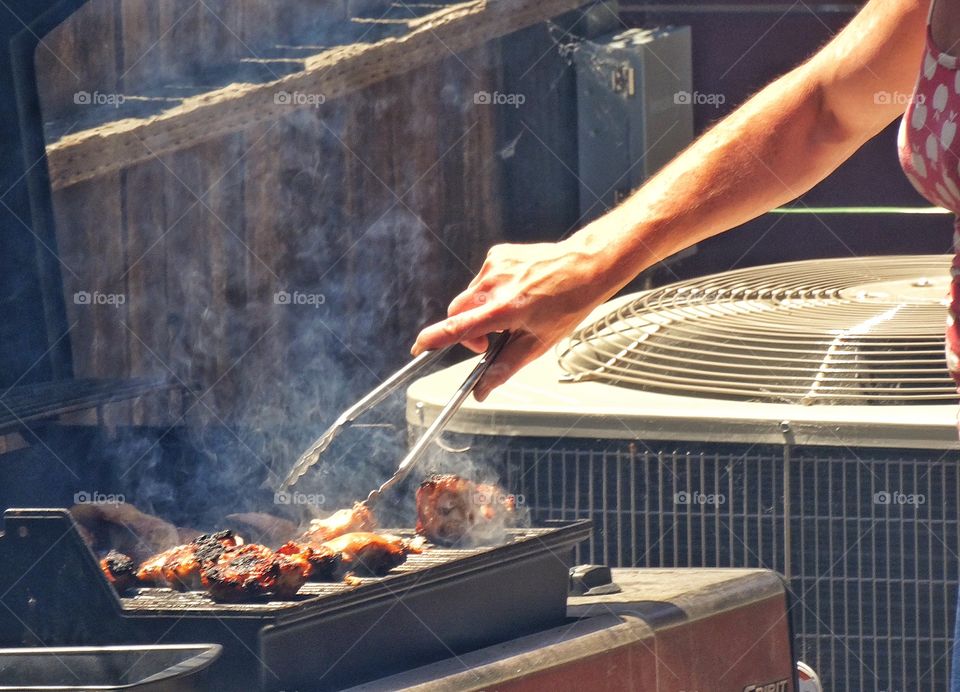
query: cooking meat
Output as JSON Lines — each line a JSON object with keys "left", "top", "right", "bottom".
{"left": 100, "top": 550, "right": 137, "bottom": 593}
{"left": 277, "top": 541, "right": 342, "bottom": 581}
{"left": 319, "top": 532, "right": 421, "bottom": 578}
{"left": 201, "top": 543, "right": 311, "bottom": 602}
{"left": 135, "top": 530, "right": 239, "bottom": 590}
{"left": 300, "top": 502, "right": 376, "bottom": 544}
{"left": 416, "top": 474, "right": 518, "bottom": 546}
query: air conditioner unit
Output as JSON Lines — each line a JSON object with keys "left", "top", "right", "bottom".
{"left": 575, "top": 26, "right": 694, "bottom": 222}
{"left": 406, "top": 255, "right": 960, "bottom": 692}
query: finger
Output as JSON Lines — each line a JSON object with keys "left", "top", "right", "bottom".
{"left": 461, "top": 336, "right": 489, "bottom": 353}
{"left": 473, "top": 333, "right": 544, "bottom": 401}
{"left": 411, "top": 306, "right": 504, "bottom": 355}
{"left": 447, "top": 286, "right": 491, "bottom": 317}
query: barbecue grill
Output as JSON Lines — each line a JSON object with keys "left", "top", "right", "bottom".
{"left": 0, "top": 507, "right": 590, "bottom": 691}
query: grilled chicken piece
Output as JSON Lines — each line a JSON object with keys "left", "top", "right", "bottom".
{"left": 416, "top": 474, "right": 518, "bottom": 546}
{"left": 201, "top": 544, "right": 311, "bottom": 602}
{"left": 100, "top": 550, "right": 137, "bottom": 593}
{"left": 319, "top": 532, "right": 421, "bottom": 578}
{"left": 135, "top": 530, "right": 239, "bottom": 590}
{"left": 277, "top": 541, "right": 342, "bottom": 581}
{"left": 300, "top": 503, "right": 376, "bottom": 544}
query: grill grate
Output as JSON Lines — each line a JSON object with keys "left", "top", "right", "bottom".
{"left": 485, "top": 437, "right": 959, "bottom": 692}
{"left": 119, "top": 530, "right": 543, "bottom": 614}
{"left": 559, "top": 255, "right": 959, "bottom": 404}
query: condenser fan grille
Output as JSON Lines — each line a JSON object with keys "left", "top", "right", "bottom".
{"left": 558, "top": 256, "right": 959, "bottom": 404}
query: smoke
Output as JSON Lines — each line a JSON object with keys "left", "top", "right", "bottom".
{"left": 30, "top": 0, "right": 527, "bottom": 540}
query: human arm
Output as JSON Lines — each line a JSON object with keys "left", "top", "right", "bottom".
{"left": 413, "top": 0, "right": 930, "bottom": 400}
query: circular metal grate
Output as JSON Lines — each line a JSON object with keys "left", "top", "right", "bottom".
{"left": 558, "top": 255, "right": 959, "bottom": 404}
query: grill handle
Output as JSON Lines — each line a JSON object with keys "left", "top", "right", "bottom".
{"left": 280, "top": 343, "right": 455, "bottom": 491}
{"left": 365, "top": 331, "right": 511, "bottom": 506}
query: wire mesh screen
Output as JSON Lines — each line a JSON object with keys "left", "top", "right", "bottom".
{"left": 446, "top": 436, "right": 959, "bottom": 692}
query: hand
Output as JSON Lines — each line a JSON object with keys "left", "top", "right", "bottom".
{"left": 412, "top": 236, "right": 621, "bottom": 401}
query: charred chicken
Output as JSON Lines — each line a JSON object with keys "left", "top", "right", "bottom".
{"left": 318, "top": 532, "right": 421, "bottom": 577}
{"left": 299, "top": 502, "right": 376, "bottom": 544}
{"left": 135, "top": 530, "right": 239, "bottom": 590}
{"left": 201, "top": 543, "right": 311, "bottom": 602}
{"left": 416, "top": 474, "right": 518, "bottom": 546}
{"left": 276, "top": 541, "right": 342, "bottom": 581}
{"left": 100, "top": 550, "right": 137, "bottom": 593}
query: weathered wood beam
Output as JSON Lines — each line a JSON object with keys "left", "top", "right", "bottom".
{"left": 46, "top": 0, "right": 585, "bottom": 190}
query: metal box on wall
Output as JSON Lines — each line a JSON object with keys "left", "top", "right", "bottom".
{"left": 575, "top": 26, "right": 694, "bottom": 222}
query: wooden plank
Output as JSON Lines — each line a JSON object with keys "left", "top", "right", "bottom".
{"left": 161, "top": 142, "right": 212, "bottom": 416}
{"left": 118, "top": 0, "right": 161, "bottom": 89}
{"left": 35, "top": 0, "right": 119, "bottom": 124}
{"left": 123, "top": 157, "right": 170, "bottom": 425}
{"left": 49, "top": 172, "right": 131, "bottom": 428}
{"left": 199, "top": 132, "right": 248, "bottom": 419}
{"left": 46, "top": 0, "right": 585, "bottom": 190}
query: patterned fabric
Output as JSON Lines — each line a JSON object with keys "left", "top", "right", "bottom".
{"left": 899, "top": 25, "right": 960, "bottom": 382}
{"left": 898, "top": 16, "right": 960, "bottom": 692}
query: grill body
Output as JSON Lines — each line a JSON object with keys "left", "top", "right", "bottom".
{"left": 0, "top": 509, "right": 589, "bottom": 691}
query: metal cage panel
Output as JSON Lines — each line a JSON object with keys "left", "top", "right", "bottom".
{"left": 434, "top": 436, "right": 959, "bottom": 691}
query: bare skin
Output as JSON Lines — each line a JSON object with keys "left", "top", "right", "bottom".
{"left": 412, "top": 0, "right": 932, "bottom": 401}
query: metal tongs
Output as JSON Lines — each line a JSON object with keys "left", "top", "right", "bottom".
{"left": 279, "top": 332, "right": 511, "bottom": 502}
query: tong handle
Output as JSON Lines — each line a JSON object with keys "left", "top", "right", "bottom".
{"left": 280, "top": 344, "right": 455, "bottom": 491}
{"left": 365, "top": 331, "right": 511, "bottom": 505}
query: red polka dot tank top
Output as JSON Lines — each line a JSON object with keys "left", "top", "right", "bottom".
{"left": 899, "top": 19, "right": 960, "bottom": 380}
